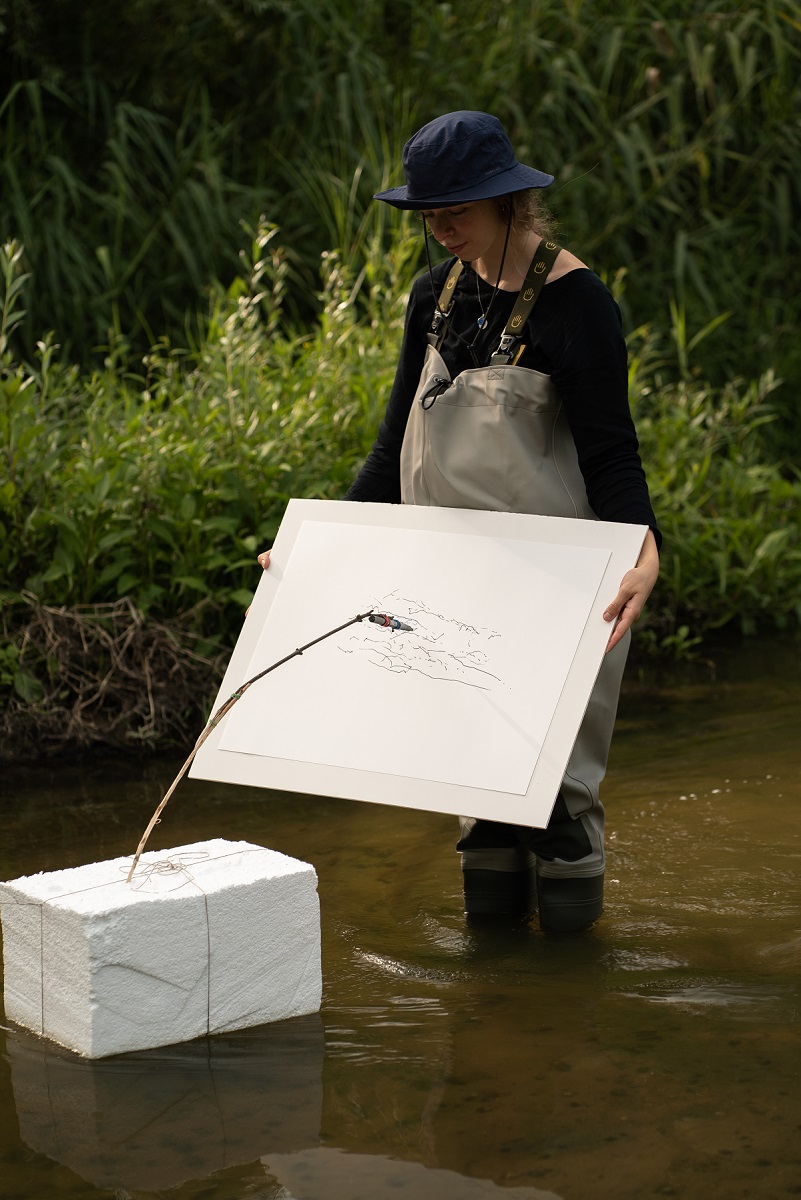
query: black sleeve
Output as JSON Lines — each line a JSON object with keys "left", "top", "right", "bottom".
{"left": 547, "top": 275, "right": 661, "bottom": 546}
{"left": 344, "top": 274, "right": 433, "bottom": 502}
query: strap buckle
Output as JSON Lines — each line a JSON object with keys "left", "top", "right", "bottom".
{"left": 490, "top": 334, "right": 518, "bottom": 366}
{"left": 428, "top": 260, "right": 465, "bottom": 349}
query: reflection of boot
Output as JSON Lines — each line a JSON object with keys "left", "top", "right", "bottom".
{"left": 536, "top": 872, "right": 604, "bottom": 932}
{"left": 461, "top": 864, "right": 536, "bottom": 916}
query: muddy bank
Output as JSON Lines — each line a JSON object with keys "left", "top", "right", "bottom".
{"left": 1, "top": 597, "right": 228, "bottom": 763}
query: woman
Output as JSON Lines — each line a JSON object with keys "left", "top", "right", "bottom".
{"left": 262, "top": 110, "right": 660, "bottom": 931}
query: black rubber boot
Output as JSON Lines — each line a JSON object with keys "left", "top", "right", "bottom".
{"left": 462, "top": 867, "right": 536, "bottom": 916}
{"left": 536, "top": 872, "right": 604, "bottom": 932}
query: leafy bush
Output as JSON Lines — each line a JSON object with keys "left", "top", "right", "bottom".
{"left": 3, "top": 228, "right": 799, "bottom": 650}
{"left": 0, "top": 224, "right": 412, "bottom": 627}
{"left": 630, "top": 333, "right": 800, "bottom": 642}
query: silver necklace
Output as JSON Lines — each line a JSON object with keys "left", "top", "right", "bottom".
{"left": 476, "top": 271, "right": 489, "bottom": 329}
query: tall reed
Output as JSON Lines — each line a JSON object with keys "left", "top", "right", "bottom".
{"left": 2, "top": 0, "right": 799, "bottom": 430}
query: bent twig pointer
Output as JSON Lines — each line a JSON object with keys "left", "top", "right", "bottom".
{"left": 126, "top": 610, "right": 411, "bottom": 881}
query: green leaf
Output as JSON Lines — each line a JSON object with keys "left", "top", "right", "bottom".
{"left": 174, "top": 575, "right": 210, "bottom": 593}
{"left": 229, "top": 588, "right": 255, "bottom": 608}
{"left": 13, "top": 669, "right": 44, "bottom": 703}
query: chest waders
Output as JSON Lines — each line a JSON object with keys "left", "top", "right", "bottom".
{"left": 399, "top": 247, "right": 631, "bottom": 931}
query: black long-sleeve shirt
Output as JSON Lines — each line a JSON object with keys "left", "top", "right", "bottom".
{"left": 346, "top": 258, "right": 661, "bottom": 545}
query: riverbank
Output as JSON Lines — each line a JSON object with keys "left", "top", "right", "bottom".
{"left": 3, "top": 599, "right": 797, "bottom": 766}
{"left": 0, "top": 595, "right": 227, "bottom": 764}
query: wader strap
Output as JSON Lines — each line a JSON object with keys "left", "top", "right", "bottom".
{"left": 490, "top": 241, "right": 561, "bottom": 366}
{"left": 427, "top": 260, "right": 465, "bottom": 348}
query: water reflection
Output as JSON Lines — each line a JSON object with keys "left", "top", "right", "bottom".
{"left": 263, "top": 1148, "right": 564, "bottom": 1198}
{"left": 6, "top": 1017, "right": 323, "bottom": 1191}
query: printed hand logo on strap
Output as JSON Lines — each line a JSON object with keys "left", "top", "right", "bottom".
{"left": 490, "top": 242, "right": 561, "bottom": 366}
{"left": 427, "top": 261, "right": 465, "bottom": 349}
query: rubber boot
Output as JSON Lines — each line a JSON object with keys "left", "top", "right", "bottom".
{"left": 536, "top": 872, "right": 604, "bottom": 932}
{"left": 457, "top": 822, "right": 537, "bottom": 917}
{"left": 462, "top": 865, "right": 536, "bottom": 916}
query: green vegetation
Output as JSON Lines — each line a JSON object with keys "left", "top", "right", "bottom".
{"left": 3, "top": 2, "right": 800, "bottom": 409}
{"left": 1, "top": 0, "right": 799, "bottom": 757}
{"left": 0, "top": 225, "right": 409, "bottom": 620}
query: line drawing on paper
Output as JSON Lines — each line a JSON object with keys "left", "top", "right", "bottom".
{"left": 338, "top": 589, "right": 507, "bottom": 692}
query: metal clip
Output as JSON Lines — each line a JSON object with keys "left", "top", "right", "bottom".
{"left": 490, "top": 333, "right": 518, "bottom": 366}
{"left": 427, "top": 313, "right": 445, "bottom": 348}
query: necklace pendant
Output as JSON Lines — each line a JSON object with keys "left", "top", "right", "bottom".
{"left": 477, "top": 316, "right": 487, "bottom": 329}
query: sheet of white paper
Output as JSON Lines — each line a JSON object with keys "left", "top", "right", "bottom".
{"left": 219, "top": 521, "right": 610, "bottom": 795}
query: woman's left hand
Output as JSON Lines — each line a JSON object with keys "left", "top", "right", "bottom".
{"left": 603, "top": 530, "right": 660, "bottom": 653}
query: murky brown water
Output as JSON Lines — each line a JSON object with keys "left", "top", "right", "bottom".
{"left": 1, "top": 639, "right": 800, "bottom": 1199}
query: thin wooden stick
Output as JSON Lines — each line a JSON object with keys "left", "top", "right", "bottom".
{"left": 126, "top": 611, "right": 375, "bottom": 882}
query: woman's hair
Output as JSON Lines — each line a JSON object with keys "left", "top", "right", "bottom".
{"left": 501, "top": 189, "right": 558, "bottom": 239}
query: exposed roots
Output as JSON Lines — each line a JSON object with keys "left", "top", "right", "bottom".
{"left": 1, "top": 595, "right": 228, "bottom": 763}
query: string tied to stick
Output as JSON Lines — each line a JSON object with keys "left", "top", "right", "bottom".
{"left": 125, "top": 608, "right": 414, "bottom": 883}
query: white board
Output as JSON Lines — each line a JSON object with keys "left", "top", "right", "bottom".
{"left": 190, "top": 500, "right": 646, "bottom": 827}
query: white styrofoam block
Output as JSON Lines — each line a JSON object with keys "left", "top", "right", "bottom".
{"left": 0, "top": 838, "right": 321, "bottom": 1058}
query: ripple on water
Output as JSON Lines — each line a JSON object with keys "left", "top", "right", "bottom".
{"left": 756, "top": 934, "right": 801, "bottom": 968}
{"left": 619, "top": 979, "right": 796, "bottom": 1021}
{"left": 353, "top": 949, "right": 471, "bottom": 983}
{"left": 607, "top": 948, "right": 689, "bottom": 972}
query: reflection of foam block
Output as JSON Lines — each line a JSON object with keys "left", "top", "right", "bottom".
{"left": 265, "top": 1149, "right": 564, "bottom": 1200}
{"left": 9, "top": 1017, "right": 323, "bottom": 1191}
{"left": 0, "top": 838, "right": 321, "bottom": 1058}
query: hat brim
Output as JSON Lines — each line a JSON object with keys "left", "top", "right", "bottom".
{"left": 374, "top": 162, "right": 554, "bottom": 209}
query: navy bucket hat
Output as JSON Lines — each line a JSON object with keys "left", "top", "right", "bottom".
{"left": 374, "top": 111, "right": 553, "bottom": 210}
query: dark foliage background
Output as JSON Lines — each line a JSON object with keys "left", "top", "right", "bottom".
{"left": 3, "top": 0, "right": 799, "bottom": 412}
{"left": 1, "top": 0, "right": 799, "bottom": 756}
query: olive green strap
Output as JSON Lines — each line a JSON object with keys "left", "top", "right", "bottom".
{"left": 427, "top": 260, "right": 465, "bottom": 348}
{"left": 490, "top": 240, "right": 561, "bottom": 366}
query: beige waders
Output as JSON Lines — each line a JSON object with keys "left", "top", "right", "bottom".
{"left": 400, "top": 343, "right": 630, "bottom": 929}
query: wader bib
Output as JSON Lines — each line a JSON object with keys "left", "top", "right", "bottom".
{"left": 399, "top": 296, "right": 630, "bottom": 905}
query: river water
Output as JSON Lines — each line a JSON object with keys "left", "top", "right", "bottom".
{"left": 1, "top": 638, "right": 799, "bottom": 1199}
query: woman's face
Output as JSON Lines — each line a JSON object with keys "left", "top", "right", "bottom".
{"left": 420, "top": 199, "right": 506, "bottom": 264}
